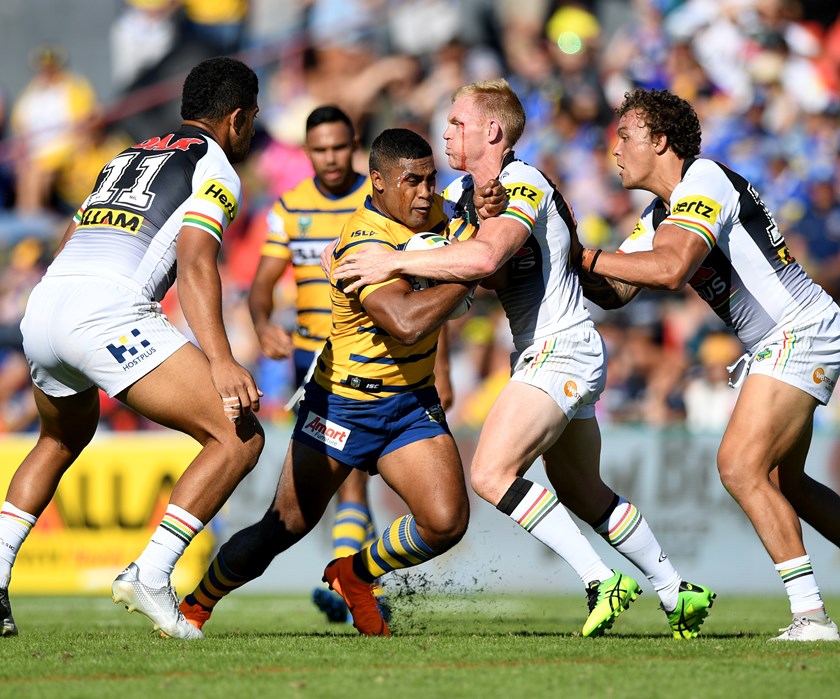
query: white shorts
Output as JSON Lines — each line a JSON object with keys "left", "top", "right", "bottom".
{"left": 743, "top": 311, "right": 840, "bottom": 405}
{"left": 21, "top": 276, "right": 189, "bottom": 398}
{"left": 510, "top": 320, "right": 606, "bottom": 420}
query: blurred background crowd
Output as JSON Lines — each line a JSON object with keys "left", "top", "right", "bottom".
{"left": 0, "top": 0, "right": 838, "bottom": 436}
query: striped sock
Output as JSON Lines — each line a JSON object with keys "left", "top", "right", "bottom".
{"left": 776, "top": 555, "right": 823, "bottom": 614}
{"left": 135, "top": 504, "right": 203, "bottom": 587}
{"left": 593, "top": 495, "right": 681, "bottom": 610}
{"left": 497, "top": 478, "right": 612, "bottom": 585}
{"left": 333, "top": 502, "right": 373, "bottom": 558}
{"left": 358, "top": 515, "right": 436, "bottom": 581}
{"left": 0, "top": 502, "right": 37, "bottom": 588}
{"left": 184, "top": 549, "right": 251, "bottom": 610}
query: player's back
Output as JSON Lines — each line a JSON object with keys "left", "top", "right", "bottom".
{"left": 45, "top": 126, "right": 240, "bottom": 303}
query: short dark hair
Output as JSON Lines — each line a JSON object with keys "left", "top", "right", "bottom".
{"left": 306, "top": 105, "right": 354, "bottom": 137}
{"left": 180, "top": 57, "right": 259, "bottom": 122}
{"left": 616, "top": 89, "right": 702, "bottom": 159}
{"left": 369, "top": 128, "right": 432, "bottom": 174}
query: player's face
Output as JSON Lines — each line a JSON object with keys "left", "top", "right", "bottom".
{"left": 443, "top": 95, "right": 485, "bottom": 173}
{"left": 376, "top": 156, "right": 436, "bottom": 230}
{"left": 612, "top": 110, "right": 659, "bottom": 191}
{"left": 306, "top": 122, "right": 357, "bottom": 195}
{"left": 229, "top": 103, "right": 259, "bottom": 164}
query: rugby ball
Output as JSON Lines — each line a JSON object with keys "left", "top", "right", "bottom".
{"left": 402, "top": 232, "right": 472, "bottom": 320}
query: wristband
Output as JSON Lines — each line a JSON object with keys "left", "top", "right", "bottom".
{"left": 589, "top": 248, "right": 603, "bottom": 273}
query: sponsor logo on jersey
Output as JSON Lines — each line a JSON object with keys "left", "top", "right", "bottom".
{"left": 777, "top": 246, "right": 796, "bottom": 265}
{"left": 672, "top": 195, "right": 721, "bottom": 223}
{"left": 78, "top": 207, "right": 144, "bottom": 234}
{"left": 135, "top": 134, "right": 204, "bottom": 151}
{"left": 629, "top": 220, "right": 648, "bottom": 240}
{"left": 197, "top": 180, "right": 238, "bottom": 221}
{"left": 688, "top": 264, "right": 728, "bottom": 303}
{"left": 505, "top": 182, "right": 544, "bottom": 206}
{"left": 813, "top": 367, "right": 836, "bottom": 388}
{"left": 302, "top": 411, "right": 350, "bottom": 450}
{"left": 563, "top": 380, "right": 581, "bottom": 400}
{"left": 106, "top": 328, "right": 156, "bottom": 368}
{"left": 349, "top": 229, "right": 376, "bottom": 238}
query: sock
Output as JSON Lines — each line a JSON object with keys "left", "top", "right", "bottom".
{"left": 775, "top": 555, "right": 823, "bottom": 615}
{"left": 593, "top": 495, "right": 681, "bottom": 611}
{"left": 0, "top": 502, "right": 37, "bottom": 588}
{"left": 135, "top": 504, "right": 203, "bottom": 587}
{"left": 358, "top": 514, "right": 436, "bottom": 582}
{"left": 184, "top": 549, "right": 251, "bottom": 611}
{"left": 497, "top": 478, "right": 613, "bottom": 585}
{"left": 333, "top": 502, "right": 373, "bottom": 558}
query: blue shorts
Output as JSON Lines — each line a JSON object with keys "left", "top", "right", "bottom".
{"left": 293, "top": 381, "right": 451, "bottom": 472}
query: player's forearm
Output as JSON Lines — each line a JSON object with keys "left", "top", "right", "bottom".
{"left": 179, "top": 265, "right": 235, "bottom": 362}
{"left": 386, "top": 283, "right": 473, "bottom": 345}
{"left": 581, "top": 248, "right": 686, "bottom": 291}
{"left": 395, "top": 242, "right": 500, "bottom": 282}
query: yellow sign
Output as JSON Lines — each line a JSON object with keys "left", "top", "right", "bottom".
{"left": 0, "top": 433, "right": 214, "bottom": 594}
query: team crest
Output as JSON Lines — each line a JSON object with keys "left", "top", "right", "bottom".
{"left": 297, "top": 215, "right": 312, "bottom": 238}
{"left": 426, "top": 404, "right": 446, "bottom": 424}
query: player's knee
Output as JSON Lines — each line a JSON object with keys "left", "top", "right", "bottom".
{"left": 469, "top": 466, "right": 503, "bottom": 505}
{"left": 417, "top": 504, "right": 468, "bottom": 554}
{"left": 224, "top": 417, "right": 265, "bottom": 475}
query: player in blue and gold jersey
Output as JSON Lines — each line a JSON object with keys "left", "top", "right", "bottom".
{"left": 180, "top": 128, "right": 504, "bottom": 636}
{"left": 247, "top": 106, "right": 381, "bottom": 624}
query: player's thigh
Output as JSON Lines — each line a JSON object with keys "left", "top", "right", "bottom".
{"left": 377, "top": 434, "right": 468, "bottom": 527}
{"left": 119, "top": 342, "right": 258, "bottom": 444}
{"left": 32, "top": 385, "right": 100, "bottom": 453}
{"left": 271, "top": 438, "right": 352, "bottom": 531}
{"left": 543, "top": 417, "right": 605, "bottom": 491}
{"left": 720, "top": 374, "right": 819, "bottom": 474}
{"left": 473, "top": 380, "right": 568, "bottom": 479}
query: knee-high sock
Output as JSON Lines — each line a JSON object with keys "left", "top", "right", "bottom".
{"left": 333, "top": 502, "right": 373, "bottom": 558}
{"left": 135, "top": 504, "right": 203, "bottom": 587}
{"left": 593, "top": 495, "right": 681, "bottom": 610}
{"left": 355, "top": 515, "right": 436, "bottom": 583}
{"left": 497, "top": 478, "right": 613, "bottom": 586}
{"left": 0, "top": 502, "right": 37, "bottom": 588}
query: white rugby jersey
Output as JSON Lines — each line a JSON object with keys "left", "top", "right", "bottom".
{"left": 443, "top": 152, "right": 590, "bottom": 347}
{"left": 618, "top": 158, "right": 836, "bottom": 350}
{"left": 44, "top": 125, "right": 240, "bottom": 302}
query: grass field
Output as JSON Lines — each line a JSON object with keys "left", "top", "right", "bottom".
{"left": 2, "top": 590, "right": 839, "bottom": 699}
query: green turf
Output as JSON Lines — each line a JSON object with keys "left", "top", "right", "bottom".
{"left": 2, "top": 592, "right": 839, "bottom": 699}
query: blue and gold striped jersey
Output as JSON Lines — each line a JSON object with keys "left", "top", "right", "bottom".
{"left": 261, "top": 173, "right": 369, "bottom": 351}
{"left": 314, "top": 195, "right": 474, "bottom": 400}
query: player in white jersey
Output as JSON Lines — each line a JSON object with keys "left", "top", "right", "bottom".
{"left": 575, "top": 87, "right": 840, "bottom": 642}
{"left": 0, "top": 58, "right": 264, "bottom": 640}
{"left": 335, "top": 79, "right": 716, "bottom": 639}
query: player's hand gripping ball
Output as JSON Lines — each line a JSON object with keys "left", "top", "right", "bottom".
{"left": 402, "top": 232, "right": 472, "bottom": 319}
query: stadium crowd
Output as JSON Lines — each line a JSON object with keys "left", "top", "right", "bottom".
{"left": 0, "top": 0, "right": 839, "bottom": 434}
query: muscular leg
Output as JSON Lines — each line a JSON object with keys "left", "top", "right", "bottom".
{"left": 469, "top": 381, "right": 615, "bottom": 586}
{"left": 4, "top": 385, "right": 100, "bottom": 516}
{"left": 186, "top": 439, "right": 350, "bottom": 610}
{"left": 0, "top": 386, "right": 100, "bottom": 594}
{"left": 770, "top": 416, "right": 840, "bottom": 547}
{"left": 717, "top": 375, "right": 817, "bottom": 563}
{"left": 119, "top": 343, "right": 264, "bottom": 522}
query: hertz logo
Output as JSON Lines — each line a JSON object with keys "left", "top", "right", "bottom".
{"left": 78, "top": 208, "right": 144, "bottom": 234}
{"left": 506, "top": 182, "right": 544, "bottom": 206}
{"left": 672, "top": 196, "right": 721, "bottom": 223}
{"left": 198, "top": 179, "right": 237, "bottom": 221}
